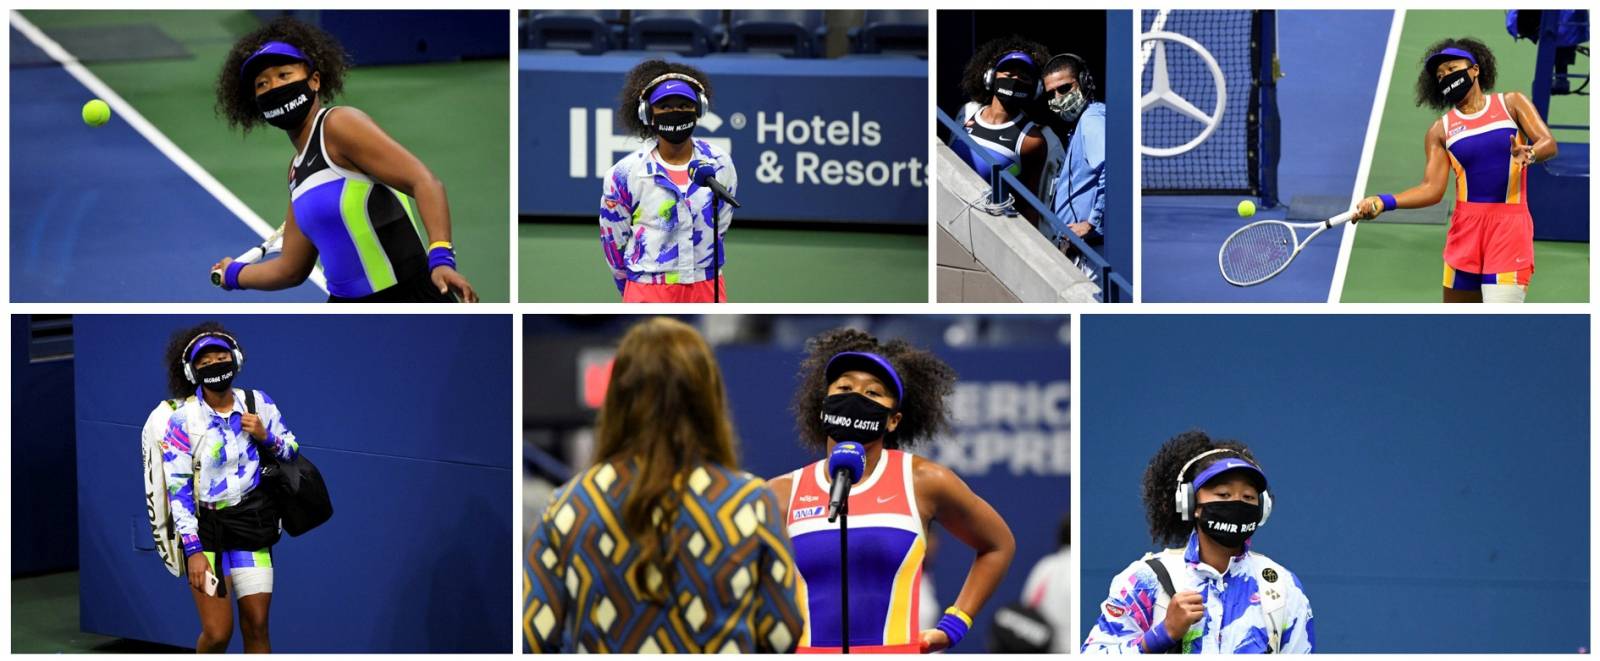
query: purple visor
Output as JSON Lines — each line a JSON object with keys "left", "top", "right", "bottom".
{"left": 647, "top": 79, "right": 698, "bottom": 106}
{"left": 825, "top": 351, "right": 904, "bottom": 404}
{"left": 994, "top": 50, "right": 1038, "bottom": 74}
{"left": 188, "top": 336, "right": 233, "bottom": 362}
{"left": 1192, "top": 457, "right": 1267, "bottom": 491}
{"left": 241, "top": 40, "right": 308, "bottom": 77}
{"left": 1425, "top": 47, "right": 1476, "bottom": 73}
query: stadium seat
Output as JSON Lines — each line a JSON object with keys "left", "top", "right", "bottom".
{"left": 728, "top": 10, "right": 826, "bottom": 58}
{"left": 852, "top": 10, "right": 927, "bottom": 57}
{"left": 628, "top": 10, "right": 723, "bottom": 56}
{"left": 526, "top": 10, "right": 623, "bottom": 54}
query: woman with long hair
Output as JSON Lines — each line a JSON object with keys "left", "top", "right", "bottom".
{"left": 600, "top": 60, "right": 734, "bottom": 302}
{"left": 769, "top": 328, "right": 1015, "bottom": 653}
{"left": 525, "top": 317, "right": 801, "bottom": 652}
{"left": 158, "top": 322, "right": 300, "bottom": 652}
{"left": 210, "top": 17, "right": 477, "bottom": 302}
{"left": 950, "top": 36, "right": 1051, "bottom": 224}
{"left": 1083, "top": 431, "right": 1314, "bottom": 654}
{"left": 1352, "top": 38, "right": 1557, "bottom": 303}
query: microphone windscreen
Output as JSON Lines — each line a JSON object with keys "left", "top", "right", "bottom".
{"left": 827, "top": 441, "right": 867, "bottom": 483}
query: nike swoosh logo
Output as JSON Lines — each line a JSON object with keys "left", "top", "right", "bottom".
{"left": 877, "top": 495, "right": 896, "bottom": 504}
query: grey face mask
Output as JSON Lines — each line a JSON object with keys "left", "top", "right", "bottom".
{"left": 1049, "top": 85, "right": 1088, "bottom": 124}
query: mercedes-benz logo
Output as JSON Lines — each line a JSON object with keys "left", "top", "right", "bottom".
{"left": 1139, "top": 30, "right": 1228, "bottom": 158}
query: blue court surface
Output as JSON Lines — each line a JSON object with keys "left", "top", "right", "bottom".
{"left": 1141, "top": 10, "right": 1391, "bottom": 302}
{"left": 9, "top": 26, "right": 322, "bottom": 302}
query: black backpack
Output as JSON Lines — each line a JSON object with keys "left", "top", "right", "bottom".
{"left": 246, "top": 390, "right": 333, "bottom": 536}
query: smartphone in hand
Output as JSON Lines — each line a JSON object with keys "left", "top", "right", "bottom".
{"left": 204, "top": 570, "right": 227, "bottom": 599}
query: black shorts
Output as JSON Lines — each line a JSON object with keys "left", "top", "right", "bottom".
{"left": 328, "top": 270, "right": 455, "bottom": 303}
{"left": 198, "top": 488, "right": 281, "bottom": 552}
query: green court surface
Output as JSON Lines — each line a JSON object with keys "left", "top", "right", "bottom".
{"left": 12, "top": 572, "right": 187, "bottom": 653}
{"left": 1345, "top": 9, "right": 1588, "bottom": 302}
{"left": 520, "top": 223, "right": 928, "bottom": 302}
{"left": 1342, "top": 224, "right": 1588, "bottom": 302}
{"left": 23, "top": 10, "right": 511, "bottom": 302}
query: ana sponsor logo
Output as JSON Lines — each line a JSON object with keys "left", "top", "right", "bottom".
{"left": 792, "top": 506, "right": 825, "bottom": 521}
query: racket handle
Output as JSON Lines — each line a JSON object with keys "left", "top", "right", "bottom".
{"left": 1327, "top": 211, "right": 1356, "bottom": 228}
{"left": 211, "top": 247, "right": 266, "bottom": 288}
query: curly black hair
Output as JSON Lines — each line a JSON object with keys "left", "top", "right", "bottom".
{"left": 1140, "top": 430, "right": 1262, "bottom": 547}
{"left": 163, "top": 321, "right": 242, "bottom": 399}
{"left": 960, "top": 36, "right": 1050, "bottom": 106}
{"left": 1414, "top": 37, "right": 1497, "bottom": 111}
{"left": 215, "top": 16, "right": 351, "bottom": 134}
{"left": 618, "top": 59, "right": 713, "bottom": 140}
{"left": 791, "top": 328, "right": 957, "bottom": 452}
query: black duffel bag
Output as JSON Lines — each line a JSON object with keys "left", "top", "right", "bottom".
{"left": 245, "top": 390, "right": 333, "bottom": 537}
{"left": 198, "top": 487, "right": 281, "bottom": 551}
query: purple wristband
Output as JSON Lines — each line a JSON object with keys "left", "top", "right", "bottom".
{"left": 1142, "top": 624, "right": 1177, "bottom": 652}
{"left": 427, "top": 246, "right": 456, "bottom": 272}
{"left": 1378, "top": 194, "right": 1397, "bottom": 212}
{"left": 182, "top": 535, "right": 203, "bottom": 558}
{"left": 935, "top": 613, "right": 970, "bottom": 648}
{"left": 223, "top": 260, "right": 247, "bottom": 291}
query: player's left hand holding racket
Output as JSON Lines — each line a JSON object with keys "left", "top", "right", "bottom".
{"left": 211, "top": 225, "right": 286, "bottom": 288}
{"left": 1218, "top": 211, "right": 1353, "bottom": 286}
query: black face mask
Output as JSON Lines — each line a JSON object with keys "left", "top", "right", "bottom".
{"left": 195, "top": 361, "right": 237, "bottom": 393}
{"left": 993, "top": 77, "right": 1035, "bottom": 109}
{"left": 1196, "top": 500, "right": 1262, "bottom": 549}
{"left": 653, "top": 110, "right": 697, "bottom": 145}
{"left": 256, "top": 78, "right": 315, "bottom": 131}
{"left": 819, "top": 393, "right": 893, "bottom": 444}
{"left": 1438, "top": 69, "right": 1474, "bottom": 107}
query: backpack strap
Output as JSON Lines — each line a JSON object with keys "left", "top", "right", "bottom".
{"left": 1140, "top": 551, "right": 1185, "bottom": 654}
{"left": 244, "top": 388, "right": 256, "bottom": 415}
{"left": 1250, "top": 554, "right": 1290, "bottom": 653}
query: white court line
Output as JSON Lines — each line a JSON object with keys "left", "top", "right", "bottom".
{"left": 1328, "top": 9, "right": 1405, "bottom": 304}
{"left": 9, "top": 11, "right": 328, "bottom": 293}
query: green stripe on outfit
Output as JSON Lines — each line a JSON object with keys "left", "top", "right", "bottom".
{"left": 340, "top": 178, "right": 399, "bottom": 292}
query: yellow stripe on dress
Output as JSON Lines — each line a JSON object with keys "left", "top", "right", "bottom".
{"left": 1506, "top": 133, "right": 1525, "bottom": 204}
{"left": 883, "top": 536, "right": 926, "bottom": 645}
{"left": 1442, "top": 263, "right": 1456, "bottom": 288}
{"left": 1448, "top": 152, "right": 1468, "bottom": 203}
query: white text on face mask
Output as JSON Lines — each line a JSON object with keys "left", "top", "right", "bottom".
{"left": 263, "top": 93, "right": 308, "bottom": 119}
{"left": 821, "top": 413, "right": 880, "bottom": 431}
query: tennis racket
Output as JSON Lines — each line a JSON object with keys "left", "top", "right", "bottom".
{"left": 211, "top": 225, "right": 285, "bottom": 287}
{"left": 1218, "top": 211, "right": 1353, "bottom": 287}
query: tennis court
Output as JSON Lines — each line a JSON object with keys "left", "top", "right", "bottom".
{"left": 1342, "top": 9, "right": 1589, "bottom": 302}
{"left": 1139, "top": 10, "right": 1393, "bottom": 302}
{"left": 10, "top": 10, "right": 509, "bottom": 302}
{"left": 520, "top": 223, "right": 927, "bottom": 303}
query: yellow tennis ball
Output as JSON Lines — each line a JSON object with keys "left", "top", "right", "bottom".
{"left": 82, "top": 99, "right": 111, "bottom": 127}
{"left": 1237, "top": 200, "right": 1256, "bottom": 218}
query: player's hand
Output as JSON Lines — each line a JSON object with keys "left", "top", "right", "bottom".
{"left": 187, "top": 553, "right": 212, "bottom": 593}
{"left": 240, "top": 412, "right": 267, "bottom": 442}
{"left": 1351, "top": 196, "right": 1384, "bottom": 223}
{"left": 431, "top": 266, "right": 478, "bottom": 303}
{"left": 212, "top": 257, "right": 235, "bottom": 274}
{"left": 1068, "top": 221, "right": 1094, "bottom": 238}
{"left": 1164, "top": 590, "right": 1205, "bottom": 641}
{"left": 918, "top": 629, "right": 951, "bottom": 654}
{"left": 1512, "top": 143, "right": 1538, "bottom": 167}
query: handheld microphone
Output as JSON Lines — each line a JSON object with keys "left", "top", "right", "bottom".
{"left": 826, "top": 441, "right": 865, "bottom": 522}
{"left": 693, "top": 162, "right": 741, "bottom": 208}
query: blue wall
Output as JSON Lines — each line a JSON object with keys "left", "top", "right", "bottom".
{"left": 1080, "top": 315, "right": 1589, "bottom": 653}
{"left": 11, "top": 315, "right": 80, "bottom": 575}
{"left": 519, "top": 53, "right": 928, "bottom": 224}
{"left": 1104, "top": 10, "right": 1135, "bottom": 291}
{"left": 72, "top": 315, "right": 512, "bottom": 652}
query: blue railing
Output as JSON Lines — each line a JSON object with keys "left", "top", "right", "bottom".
{"left": 937, "top": 109, "right": 1132, "bottom": 302}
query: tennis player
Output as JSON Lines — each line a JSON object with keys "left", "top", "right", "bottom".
{"left": 768, "top": 329, "right": 1016, "bottom": 653}
{"left": 950, "top": 37, "right": 1051, "bottom": 224}
{"left": 210, "top": 17, "right": 477, "bottom": 302}
{"left": 526, "top": 318, "right": 801, "bottom": 652}
{"left": 1352, "top": 38, "right": 1557, "bottom": 303}
{"left": 1083, "top": 431, "right": 1313, "bottom": 654}
{"left": 159, "top": 322, "right": 300, "bottom": 652}
{"left": 600, "top": 60, "right": 733, "bottom": 302}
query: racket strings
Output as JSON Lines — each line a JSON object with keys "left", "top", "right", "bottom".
{"left": 1221, "top": 222, "right": 1295, "bottom": 284}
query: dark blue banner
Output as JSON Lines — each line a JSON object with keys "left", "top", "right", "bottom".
{"left": 519, "top": 53, "right": 928, "bottom": 224}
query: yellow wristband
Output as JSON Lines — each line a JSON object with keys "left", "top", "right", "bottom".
{"left": 428, "top": 241, "right": 454, "bottom": 252}
{"left": 944, "top": 606, "right": 973, "bottom": 627}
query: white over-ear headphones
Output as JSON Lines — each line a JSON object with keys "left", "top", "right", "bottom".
{"left": 181, "top": 331, "right": 245, "bottom": 385}
{"left": 637, "top": 73, "right": 708, "bottom": 125}
{"left": 1174, "top": 448, "right": 1272, "bottom": 525}
{"left": 983, "top": 50, "right": 1043, "bottom": 101}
